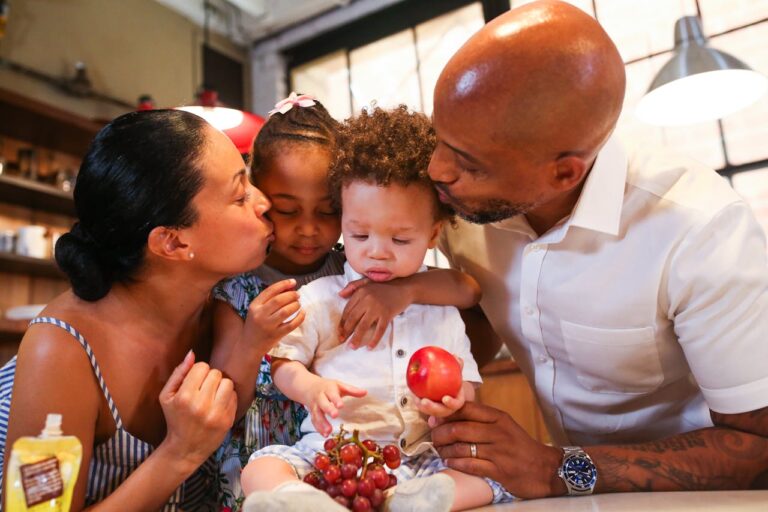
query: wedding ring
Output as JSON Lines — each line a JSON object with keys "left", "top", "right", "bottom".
{"left": 470, "top": 442, "right": 478, "bottom": 458}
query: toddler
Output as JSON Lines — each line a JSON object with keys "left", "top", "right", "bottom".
{"left": 240, "top": 106, "right": 514, "bottom": 511}
{"left": 212, "top": 95, "right": 484, "bottom": 509}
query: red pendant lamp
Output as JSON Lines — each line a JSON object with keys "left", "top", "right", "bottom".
{"left": 173, "top": 0, "right": 264, "bottom": 155}
{"left": 177, "top": 89, "right": 265, "bottom": 154}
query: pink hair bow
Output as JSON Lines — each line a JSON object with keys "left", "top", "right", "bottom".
{"left": 268, "top": 92, "right": 317, "bottom": 116}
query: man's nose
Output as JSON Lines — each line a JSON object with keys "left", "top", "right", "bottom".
{"left": 428, "top": 145, "right": 459, "bottom": 184}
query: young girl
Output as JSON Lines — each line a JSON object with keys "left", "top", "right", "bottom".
{"left": 211, "top": 94, "right": 483, "bottom": 509}
{"left": 239, "top": 106, "right": 514, "bottom": 512}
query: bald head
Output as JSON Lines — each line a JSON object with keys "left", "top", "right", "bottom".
{"left": 435, "top": 0, "right": 625, "bottom": 158}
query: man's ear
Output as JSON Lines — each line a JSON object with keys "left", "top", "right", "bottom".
{"left": 427, "top": 220, "right": 443, "bottom": 249}
{"left": 147, "top": 226, "right": 190, "bottom": 260}
{"left": 549, "top": 155, "right": 589, "bottom": 192}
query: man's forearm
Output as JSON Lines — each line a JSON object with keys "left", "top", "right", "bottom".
{"left": 588, "top": 427, "right": 768, "bottom": 492}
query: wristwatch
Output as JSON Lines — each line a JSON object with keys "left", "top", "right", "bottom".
{"left": 557, "top": 446, "right": 597, "bottom": 496}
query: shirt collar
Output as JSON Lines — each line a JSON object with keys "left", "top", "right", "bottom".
{"left": 567, "top": 135, "right": 628, "bottom": 236}
{"left": 343, "top": 262, "right": 428, "bottom": 284}
{"left": 488, "top": 136, "right": 627, "bottom": 238}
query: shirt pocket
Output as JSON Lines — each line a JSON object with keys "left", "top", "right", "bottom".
{"left": 560, "top": 320, "right": 663, "bottom": 394}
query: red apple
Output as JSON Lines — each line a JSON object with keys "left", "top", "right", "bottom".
{"left": 406, "top": 346, "right": 462, "bottom": 401}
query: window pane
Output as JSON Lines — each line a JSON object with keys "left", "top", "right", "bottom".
{"left": 616, "top": 55, "right": 667, "bottom": 158}
{"left": 594, "top": 0, "right": 698, "bottom": 62}
{"left": 510, "top": 0, "right": 594, "bottom": 17}
{"left": 713, "top": 22, "right": 768, "bottom": 165}
{"left": 349, "top": 30, "right": 421, "bottom": 112}
{"left": 618, "top": 52, "right": 724, "bottom": 169}
{"left": 699, "top": 0, "right": 768, "bottom": 35}
{"left": 416, "top": 3, "right": 484, "bottom": 115}
{"left": 290, "top": 50, "right": 352, "bottom": 120}
{"left": 732, "top": 168, "right": 768, "bottom": 248}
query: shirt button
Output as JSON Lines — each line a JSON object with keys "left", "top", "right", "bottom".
{"left": 396, "top": 349, "right": 406, "bottom": 358}
{"left": 538, "top": 355, "right": 548, "bottom": 363}
{"left": 400, "top": 396, "right": 408, "bottom": 407}
{"left": 524, "top": 306, "right": 534, "bottom": 316}
{"left": 529, "top": 244, "right": 540, "bottom": 252}
{"left": 400, "top": 438, "right": 407, "bottom": 448}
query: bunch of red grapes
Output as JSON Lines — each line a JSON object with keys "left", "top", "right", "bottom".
{"left": 303, "top": 426, "right": 402, "bottom": 511}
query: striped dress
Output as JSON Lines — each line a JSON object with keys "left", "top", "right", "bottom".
{"left": 0, "top": 317, "right": 217, "bottom": 510}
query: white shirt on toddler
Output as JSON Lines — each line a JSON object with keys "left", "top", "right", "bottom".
{"left": 269, "top": 262, "right": 482, "bottom": 456}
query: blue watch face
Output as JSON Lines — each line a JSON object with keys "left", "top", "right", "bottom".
{"left": 564, "top": 455, "right": 597, "bottom": 491}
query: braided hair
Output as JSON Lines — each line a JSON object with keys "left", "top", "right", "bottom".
{"left": 250, "top": 95, "right": 339, "bottom": 180}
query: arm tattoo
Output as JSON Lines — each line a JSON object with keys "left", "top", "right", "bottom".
{"left": 592, "top": 425, "right": 768, "bottom": 492}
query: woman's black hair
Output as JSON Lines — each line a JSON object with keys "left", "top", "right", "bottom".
{"left": 250, "top": 96, "right": 339, "bottom": 179}
{"left": 55, "top": 109, "right": 209, "bottom": 301}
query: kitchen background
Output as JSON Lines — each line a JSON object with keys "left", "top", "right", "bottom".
{"left": 0, "top": 0, "right": 766, "bottom": 439}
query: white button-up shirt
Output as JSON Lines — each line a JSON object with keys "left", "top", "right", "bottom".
{"left": 270, "top": 263, "right": 482, "bottom": 454}
{"left": 439, "top": 136, "right": 768, "bottom": 446}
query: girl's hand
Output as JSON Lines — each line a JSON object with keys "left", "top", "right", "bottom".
{"left": 304, "top": 378, "right": 367, "bottom": 436}
{"left": 159, "top": 351, "right": 237, "bottom": 469}
{"left": 245, "top": 279, "right": 305, "bottom": 354}
{"left": 417, "top": 383, "right": 467, "bottom": 420}
{"left": 338, "top": 278, "right": 410, "bottom": 349}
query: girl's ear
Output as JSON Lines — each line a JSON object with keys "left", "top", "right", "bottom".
{"left": 147, "top": 226, "right": 191, "bottom": 261}
{"left": 427, "top": 220, "right": 443, "bottom": 249}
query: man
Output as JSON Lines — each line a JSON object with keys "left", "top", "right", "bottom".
{"left": 429, "top": 0, "right": 768, "bottom": 499}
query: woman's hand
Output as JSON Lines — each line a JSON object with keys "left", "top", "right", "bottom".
{"left": 337, "top": 278, "right": 411, "bottom": 348}
{"left": 158, "top": 351, "right": 237, "bottom": 471}
{"left": 244, "top": 279, "right": 305, "bottom": 354}
{"left": 303, "top": 377, "right": 367, "bottom": 437}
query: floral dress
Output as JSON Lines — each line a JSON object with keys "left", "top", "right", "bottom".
{"left": 211, "top": 273, "right": 307, "bottom": 510}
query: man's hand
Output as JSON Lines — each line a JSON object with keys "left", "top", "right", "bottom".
{"left": 338, "top": 278, "right": 411, "bottom": 348}
{"left": 431, "top": 401, "right": 564, "bottom": 499}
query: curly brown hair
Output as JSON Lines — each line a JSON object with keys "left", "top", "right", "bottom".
{"left": 330, "top": 105, "right": 452, "bottom": 222}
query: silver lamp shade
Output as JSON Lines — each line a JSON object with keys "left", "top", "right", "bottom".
{"left": 636, "top": 16, "right": 768, "bottom": 126}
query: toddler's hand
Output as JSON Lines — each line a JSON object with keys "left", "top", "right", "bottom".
{"left": 305, "top": 378, "right": 367, "bottom": 437}
{"left": 417, "top": 383, "right": 467, "bottom": 420}
{"left": 244, "top": 279, "right": 305, "bottom": 353}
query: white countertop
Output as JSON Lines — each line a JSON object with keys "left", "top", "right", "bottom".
{"left": 472, "top": 491, "right": 768, "bottom": 511}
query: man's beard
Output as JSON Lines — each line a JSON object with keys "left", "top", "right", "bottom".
{"left": 437, "top": 186, "right": 531, "bottom": 224}
{"left": 456, "top": 199, "right": 529, "bottom": 224}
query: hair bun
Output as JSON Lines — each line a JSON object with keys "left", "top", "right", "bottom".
{"left": 55, "top": 224, "right": 113, "bottom": 301}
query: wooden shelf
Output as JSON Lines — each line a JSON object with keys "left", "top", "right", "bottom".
{"left": 0, "top": 318, "right": 27, "bottom": 344}
{"left": 0, "top": 87, "right": 103, "bottom": 157}
{"left": 0, "top": 174, "right": 75, "bottom": 216}
{"left": 0, "top": 251, "right": 64, "bottom": 279}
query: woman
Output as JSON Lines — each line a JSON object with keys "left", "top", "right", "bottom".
{"left": 0, "top": 109, "right": 296, "bottom": 510}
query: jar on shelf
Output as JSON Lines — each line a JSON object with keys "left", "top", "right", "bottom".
{"left": 17, "top": 148, "right": 39, "bottom": 181}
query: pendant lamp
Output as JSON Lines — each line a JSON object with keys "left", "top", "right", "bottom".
{"left": 636, "top": 16, "right": 768, "bottom": 126}
{"left": 174, "top": 0, "right": 264, "bottom": 154}
{"left": 177, "top": 88, "right": 264, "bottom": 154}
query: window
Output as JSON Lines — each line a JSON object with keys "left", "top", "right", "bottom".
{"left": 287, "top": 0, "right": 768, "bottom": 249}
{"left": 288, "top": 3, "right": 484, "bottom": 118}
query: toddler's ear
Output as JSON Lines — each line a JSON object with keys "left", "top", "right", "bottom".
{"left": 427, "top": 220, "right": 443, "bottom": 249}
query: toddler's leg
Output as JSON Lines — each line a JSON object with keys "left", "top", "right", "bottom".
{"left": 242, "top": 452, "right": 347, "bottom": 512}
{"left": 441, "top": 469, "right": 494, "bottom": 511}
{"left": 241, "top": 455, "right": 297, "bottom": 494}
